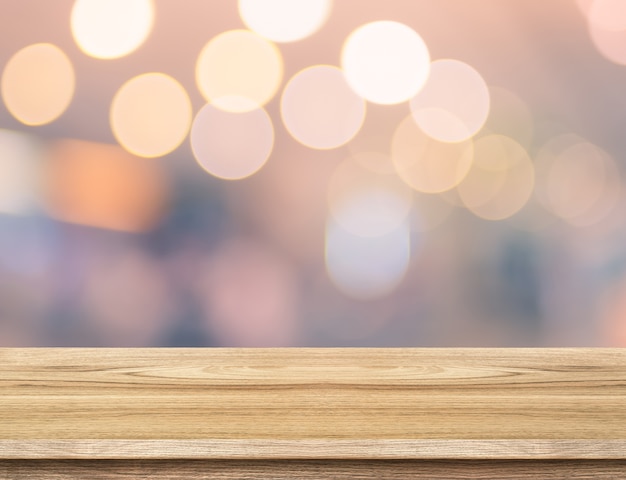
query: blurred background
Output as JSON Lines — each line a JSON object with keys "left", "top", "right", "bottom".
{"left": 1, "top": 0, "right": 626, "bottom": 347}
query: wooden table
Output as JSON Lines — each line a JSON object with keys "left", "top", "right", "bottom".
{"left": 1, "top": 348, "right": 625, "bottom": 478}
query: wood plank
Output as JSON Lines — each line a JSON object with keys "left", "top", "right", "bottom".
{"left": 2, "top": 460, "right": 626, "bottom": 479}
{"left": 1, "top": 348, "right": 625, "bottom": 459}
{"left": 1, "top": 439, "right": 626, "bottom": 460}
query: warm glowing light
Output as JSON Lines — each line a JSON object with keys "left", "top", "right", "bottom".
{"left": 44, "top": 139, "right": 168, "bottom": 232}
{"left": 409, "top": 59, "right": 490, "bottom": 143}
{"left": 588, "top": 0, "right": 626, "bottom": 32}
{"left": 584, "top": 0, "right": 626, "bottom": 65}
{"left": 71, "top": 0, "right": 154, "bottom": 59}
{"left": 195, "top": 30, "right": 283, "bottom": 112}
{"left": 325, "top": 218, "right": 410, "bottom": 299}
{"left": 457, "top": 134, "right": 534, "bottom": 220}
{"left": 588, "top": 20, "right": 626, "bottom": 65}
{"left": 0, "top": 129, "right": 41, "bottom": 215}
{"left": 197, "top": 238, "right": 298, "bottom": 346}
{"left": 328, "top": 159, "right": 413, "bottom": 237}
{"left": 391, "top": 114, "right": 474, "bottom": 193}
{"left": 238, "top": 0, "right": 332, "bottom": 43}
{"left": 281, "top": 65, "right": 366, "bottom": 149}
{"left": 544, "top": 142, "right": 620, "bottom": 226}
{"left": 576, "top": 0, "right": 594, "bottom": 16}
{"left": 1, "top": 43, "right": 74, "bottom": 126}
{"left": 190, "top": 103, "right": 274, "bottom": 180}
{"left": 484, "top": 86, "right": 533, "bottom": 148}
{"left": 110, "top": 73, "right": 192, "bottom": 158}
{"left": 341, "top": 21, "right": 430, "bottom": 105}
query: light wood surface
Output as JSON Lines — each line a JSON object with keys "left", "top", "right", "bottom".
{"left": 1, "top": 348, "right": 625, "bottom": 459}
{"left": 3, "top": 460, "right": 626, "bottom": 479}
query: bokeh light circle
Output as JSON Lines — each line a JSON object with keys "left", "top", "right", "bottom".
{"left": 325, "top": 218, "right": 410, "bottom": 300}
{"left": 409, "top": 59, "right": 490, "bottom": 143}
{"left": 588, "top": 20, "right": 626, "bottom": 65}
{"left": 588, "top": 0, "right": 626, "bottom": 32}
{"left": 70, "top": 0, "right": 154, "bottom": 59}
{"left": 341, "top": 21, "right": 430, "bottom": 105}
{"left": 391, "top": 114, "right": 474, "bottom": 193}
{"left": 542, "top": 141, "right": 620, "bottom": 226}
{"left": 457, "top": 134, "right": 534, "bottom": 220}
{"left": 195, "top": 30, "right": 283, "bottom": 112}
{"left": 190, "top": 103, "right": 274, "bottom": 180}
{"left": 281, "top": 65, "right": 366, "bottom": 149}
{"left": 1, "top": 43, "right": 75, "bottom": 126}
{"left": 576, "top": 0, "right": 594, "bottom": 16}
{"left": 110, "top": 73, "right": 192, "bottom": 158}
{"left": 238, "top": 0, "right": 332, "bottom": 43}
{"left": 534, "top": 134, "right": 586, "bottom": 208}
{"left": 328, "top": 159, "right": 413, "bottom": 237}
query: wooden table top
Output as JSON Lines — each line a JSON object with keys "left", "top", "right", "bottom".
{"left": 1, "top": 348, "right": 625, "bottom": 459}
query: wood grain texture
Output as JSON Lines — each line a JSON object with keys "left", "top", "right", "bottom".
{"left": 1, "top": 348, "right": 625, "bottom": 460}
{"left": 2, "top": 439, "right": 626, "bottom": 460}
{"left": 2, "top": 460, "right": 626, "bottom": 479}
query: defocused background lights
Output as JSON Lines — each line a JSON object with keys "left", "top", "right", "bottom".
{"left": 588, "top": 21, "right": 626, "bottom": 65}
{"left": 483, "top": 86, "right": 534, "bottom": 149}
{"left": 391, "top": 114, "right": 474, "bottom": 193}
{"left": 411, "top": 192, "right": 454, "bottom": 232}
{"left": 196, "top": 238, "right": 298, "bottom": 346}
{"left": 546, "top": 143, "right": 606, "bottom": 219}
{"left": 195, "top": 30, "right": 283, "bottom": 112}
{"left": 1, "top": 43, "right": 74, "bottom": 126}
{"left": 600, "top": 278, "right": 626, "bottom": 347}
{"left": 534, "top": 134, "right": 585, "bottom": 210}
{"left": 281, "top": 65, "right": 366, "bottom": 149}
{"left": 43, "top": 139, "right": 169, "bottom": 232}
{"left": 325, "top": 218, "right": 411, "bottom": 300}
{"left": 190, "top": 103, "right": 274, "bottom": 180}
{"left": 577, "top": 0, "right": 594, "bottom": 15}
{"left": 81, "top": 248, "right": 173, "bottom": 346}
{"left": 2, "top": 1, "right": 626, "bottom": 348}
{"left": 0, "top": 129, "right": 42, "bottom": 216}
{"left": 70, "top": 0, "right": 154, "bottom": 59}
{"left": 588, "top": 0, "right": 626, "bottom": 32}
{"left": 544, "top": 142, "right": 620, "bottom": 226}
{"left": 457, "top": 134, "right": 534, "bottom": 221}
{"left": 341, "top": 21, "right": 430, "bottom": 105}
{"left": 328, "top": 159, "right": 413, "bottom": 237}
{"left": 238, "top": 0, "right": 332, "bottom": 43}
{"left": 409, "top": 59, "right": 490, "bottom": 143}
{"left": 351, "top": 151, "right": 397, "bottom": 175}
{"left": 580, "top": 0, "right": 626, "bottom": 65}
{"left": 110, "top": 73, "right": 192, "bottom": 158}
